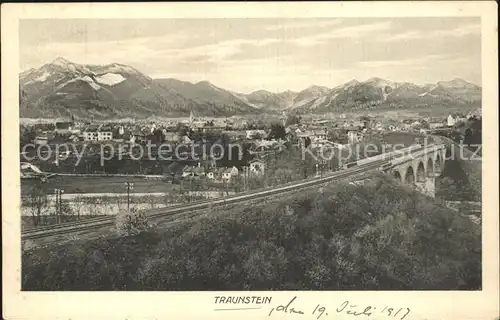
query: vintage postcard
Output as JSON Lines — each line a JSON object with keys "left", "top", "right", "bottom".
{"left": 2, "top": 1, "right": 499, "bottom": 319}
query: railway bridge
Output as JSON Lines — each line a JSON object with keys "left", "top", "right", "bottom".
{"left": 381, "top": 144, "right": 447, "bottom": 197}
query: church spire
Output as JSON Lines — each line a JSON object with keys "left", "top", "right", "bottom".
{"left": 189, "top": 110, "right": 195, "bottom": 124}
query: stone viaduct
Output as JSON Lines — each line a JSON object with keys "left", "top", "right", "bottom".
{"left": 382, "top": 144, "right": 447, "bottom": 197}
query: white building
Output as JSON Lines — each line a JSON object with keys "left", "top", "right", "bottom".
{"left": 221, "top": 166, "right": 239, "bottom": 181}
{"left": 83, "top": 125, "right": 113, "bottom": 141}
{"left": 347, "top": 131, "right": 364, "bottom": 144}
{"left": 248, "top": 159, "right": 265, "bottom": 175}
{"left": 179, "top": 135, "right": 192, "bottom": 144}
{"left": 206, "top": 172, "right": 216, "bottom": 180}
{"left": 312, "top": 129, "right": 327, "bottom": 140}
{"left": 246, "top": 130, "right": 267, "bottom": 140}
{"left": 311, "top": 138, "right": 332, "bottom": 149}
{"left": 83, "top": 131, "right": 113, "bottom": 141}
{"left": 55, "top": 121, "right": 74, "bottom": 134}
{"left": 429, "top": 122, "right": 444, "bottom": 129}
{"left": 34, "top": 136, "right": 48, "bottom": 145}
{"left": 97, "top": 130, "right": 113, "bottom": 141}
{"left": 447, "top": 115, "right": 456, "bottom": 127}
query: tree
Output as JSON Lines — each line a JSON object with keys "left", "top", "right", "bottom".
{"left": 150, "top": 128, "right": 165, "bottom": 145}
{"left": 26, "top": 181, "right": 48, "bottom": 226}
{"left": 59, "top": 201, "right": 75, "bottom": 222}
{"left": 464, "top": 128, "right": 473, "bottom": 145}
{"left": 72, "top": 196, "right": 90, "bottom": 220}
{"left": 20, "top": 126, "right": 37, "bottom": 148}
{"left": 285, "top": 114, "right": 301, "bottom": 126}
{"left": 420, "top": 120, "right": 430, "bottom": 130}
{"left": 268, "top": 123, "right": 286, "bottom": 140}
{"left": 176, "top": 123, "right": 187, "bottom": 136}
{"left": 359, "top": 115, "right": 371, "bottom": 128}
{"left": 464, "top": 118, "right": 482, "bottom": 148}
{"left": 115, "top": 208, "right": 149, "bottom": 236}
{"left": 304, "top": 136, "right": 312, "bottom": 149}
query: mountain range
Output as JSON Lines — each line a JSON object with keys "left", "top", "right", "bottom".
{"left": 19, "top": 58, "right": 482, "bottom": 119}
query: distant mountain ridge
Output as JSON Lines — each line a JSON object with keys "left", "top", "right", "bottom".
{"left": 20, "top": 58, "right": 259, "bottom": 119}
{"left": 286, "top": 76, "right": 481, "bottom": 113}
{"left": 19, "top": 58, "right": 481, "bottom": 119}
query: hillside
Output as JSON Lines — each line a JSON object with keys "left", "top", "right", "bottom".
{"left": 433, "top": 135, "right": 482, "bottom": 202}
{"left": 20, "top": 58, "right": 481, "bottom": 119}
{"left": 22, "top": 174, "right": 481, "bottom": 290}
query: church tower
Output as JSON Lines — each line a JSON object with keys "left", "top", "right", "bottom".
{"left": 189, "top": 110, "right": 195, "bottom": 126}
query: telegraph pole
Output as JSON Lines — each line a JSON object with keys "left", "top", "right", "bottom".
{"left": 59, "top": 189, "right": 64, "bottom": 223}
{"left": 243, "top": 166, "right": 247, "bottom": 191}
{"left": 189, "top": 178, "right": 193, "bottom": 202}
{"left": 54, "top": 188, "right": 64, "bottom": 224}
{"left": 124, "top": 182, "right": 134, "bottom": 211}
{"left": 54, "top": 189, "right": 58, "bottom": 220}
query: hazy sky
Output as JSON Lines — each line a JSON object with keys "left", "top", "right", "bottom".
{"left": 19, "top": 18, "right": 481, "bottom": 93}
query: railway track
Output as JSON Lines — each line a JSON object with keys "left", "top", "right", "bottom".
{"left": 22, "top": 158, "right": 388, "bottom": 243}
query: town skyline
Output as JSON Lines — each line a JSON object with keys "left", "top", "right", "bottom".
{"left": 19, "top": 17, "right": 481, "bottom": 93}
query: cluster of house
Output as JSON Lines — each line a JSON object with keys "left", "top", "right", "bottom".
{"left": 34, "top": 124, "right": 114, "bottom": 145}
{"left": 30, "top": 108, "right": 481, "bottom": 148}
{"left": 446, "top": 111, "right": 479, "bottom": 127}
{"left": 295, "top": 128, "right": 329, "bottom": 148}
{"left": 180, "top": 159, "right": 266, "bottom": 183}
{"left": 31, "top": 111, "right": 251, "bottom": 145}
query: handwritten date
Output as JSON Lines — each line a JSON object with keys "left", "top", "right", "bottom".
{"left": 333, "top": 300, "right": 411, "bottom": 320}
{"left": 269, "top": 297, "right": 411, "bottom": 320}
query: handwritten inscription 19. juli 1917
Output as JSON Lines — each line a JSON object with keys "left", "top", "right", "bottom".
{"left": 268, "top": 297, "right": 411, "bottom": 320}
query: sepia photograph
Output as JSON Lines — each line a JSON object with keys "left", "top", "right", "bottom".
{"left": 2, "top": 2, "right": 498, "bottom": 320}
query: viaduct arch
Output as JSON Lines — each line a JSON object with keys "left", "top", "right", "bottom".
{"left": 389, "top": 145, "right": 446, "bottom": 197}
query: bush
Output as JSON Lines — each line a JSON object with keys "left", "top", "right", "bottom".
{"left": 115, "top": 209, "right": 149, "bottom": 236}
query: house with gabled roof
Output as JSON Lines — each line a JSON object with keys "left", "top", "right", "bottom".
{"left": 248, "top": 159, "right": 265, "bottom": 175}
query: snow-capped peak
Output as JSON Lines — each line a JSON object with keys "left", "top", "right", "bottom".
{"left": 57, "top": 75, "right": 101, "bottom": 91}
{"left": 95, "top": 73, "right": 126, "bottom": 86}
{"left": 437, "top": 78, "right": 478, "bottom": 89}
{"left": 250, "top": 89, "right": 274, "bottom": 97}
{"left": 344, "top": 79, "right": 360, "bottom": 86}
{"left": 362, "top": 77, "right": 397, "bottom": 89}
{"left": 99, "top": 63, "right": 139, "bottom": 76}
{"left": 51, "top": 57, "right": 72, "bottom": 67}
{"left": 20, "top": 68, "right": 36, "bottom": 78}
{"left": 303, "top": 85, "right": 330, "bottom": 94}
{"left": 335, "top": 79, "right": 360, "bottom": 90}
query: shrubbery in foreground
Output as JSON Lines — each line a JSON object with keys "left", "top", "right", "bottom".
{"left": 22, "top": 175, "right": 481, "bottom": 290}
{"left": 115, "top": 209, "right": 150, "bottom": 236}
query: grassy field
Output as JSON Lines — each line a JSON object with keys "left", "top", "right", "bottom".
{"left": 380, "top": 131, "right": 430, "bottom": 146}
{"left": 21, "top": 176, "right": 178, "bottom": 196}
